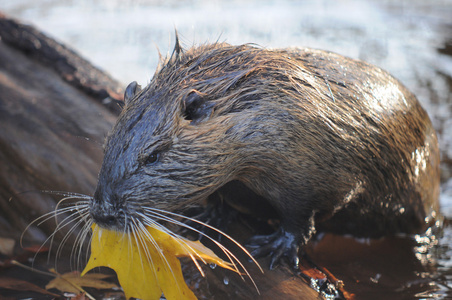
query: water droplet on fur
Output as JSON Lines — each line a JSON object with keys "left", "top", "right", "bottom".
{"left": 209, "top": 263, "right": 217, "bottom": 269}
{"left": 223, "top": 276, "right": 229, "bottom": 285}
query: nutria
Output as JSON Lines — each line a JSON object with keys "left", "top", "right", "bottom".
{"left": 89, "top": 39, "right": 440, "bottom": 269}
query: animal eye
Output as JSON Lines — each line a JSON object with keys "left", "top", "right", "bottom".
{"left": 145, "top": 152, "right": 159, "bottom": 165}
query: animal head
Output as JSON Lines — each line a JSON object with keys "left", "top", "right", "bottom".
{"left": 89, "top": 39, "right": 290, "bottom": 231}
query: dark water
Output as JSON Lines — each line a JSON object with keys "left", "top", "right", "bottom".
{"left": 305, "top": 225, "right": 451, "bottom": 299}
{"left": 1, "top": 0, "right": 452, "bottom": 298}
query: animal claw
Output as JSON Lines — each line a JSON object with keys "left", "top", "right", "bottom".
{"left": 247, "top": 227, "right": 300, "bottom": 269}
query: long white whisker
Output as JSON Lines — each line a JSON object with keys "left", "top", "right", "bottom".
{"left": 141, "top": 214, "right": 208, "bottom": 277}
{"left": 141, "top": 208, "right": 261, "bottom": 293}
{"left": 130, "top": 219, "right": 159, "bottom": 281}
{"left": 143, "top": 207, "right": 262, "bottom": 272}
{"left": 134, "top": 219, "right": 171, "bottom": 268}
{"left": 21, "top": 205, "right": 82, "bottom": 248}
{"left": 55, "top": 212, "right": 87, "bottom": 269}
{"left": 25, "top": 188, "right": 263, "bottom": 295}
{"left": 49, "top": 207, "right": 89, "bottom": 264}
{"left": 57, "top": 208, "right": 89, "bottom": 259}
{"left": 25, "top": 208, "right": 85, "bottom": 268}
{"left": 133, "top": 218, "right": 183, "bottom": 293}
{"left": 53, "top": 197, "right": 89, "bottom": 225}
{"left": 137, "top": 212, "right": 207, "bottom": 277}
{"left": 143, "top": 210, "right": 242, "bottom": 273}
{"left": 49, "top": 201, "right": 88, "bottom": 259}
{"left": 21, "top": 191, "right": 92, "bottom": 273}
{"left": 73, "top": 216, "right": 93, "bottom": 270}
{"left": 38, "top": 190, "right": 92, "bottom": 199}
{"left": 83, "top": 219, "right": 94, "bottom": 266}
{"left": 68, "top": 211, "right": 92, "bottom": 269}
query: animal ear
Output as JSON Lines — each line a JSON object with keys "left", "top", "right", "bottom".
{"left": 124, "top": 81, "right": 141, "bottom": 105}
{"left": 182, "top": 90, "right": 212, "bottom": 124}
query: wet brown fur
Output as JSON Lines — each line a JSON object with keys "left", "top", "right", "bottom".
{"left": 91, "top": 41, "right": 440, "bottom": 248}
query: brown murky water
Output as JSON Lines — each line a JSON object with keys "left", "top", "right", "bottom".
{"left": 1, "top": 0, "right": 452, "bottom": 299}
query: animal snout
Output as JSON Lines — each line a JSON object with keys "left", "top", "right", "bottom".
{"left": 91, "top": 208, "right": 118, "bottom": 227}
{"left": 90, "top": 191, "right": 126, "bottom": 231}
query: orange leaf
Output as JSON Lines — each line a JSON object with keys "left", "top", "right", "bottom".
{"left": 0, "top": 277, "right": 60, "bottom": 297}
{"left": 82, "top": 224, "right": 238, "bottom": 300}
{"left": 46, "top": 271, "right": 117, "bottom": 294}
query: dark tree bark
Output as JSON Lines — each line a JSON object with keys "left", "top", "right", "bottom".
{"left": 0, "top": 13, "right": 121, "bottom": 243}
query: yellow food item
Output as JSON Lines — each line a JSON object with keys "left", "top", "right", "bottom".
{"left": 82, "top": 224, "right": 237, "bottom": 300}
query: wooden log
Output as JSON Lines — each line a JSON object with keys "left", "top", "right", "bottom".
{"left": 0, "top": 13, "right": 121, "bottom": 243}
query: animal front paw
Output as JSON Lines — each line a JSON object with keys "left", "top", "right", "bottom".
{"left": 247, "top": 227, "right": 300, "bottom": 270}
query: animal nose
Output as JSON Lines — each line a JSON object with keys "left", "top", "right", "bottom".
{"left": 92, "top": 212, "right": 118, "bottom": 227}
{"left": 90, "top": 203, "right": 124, "bottom": 230}
{"left": 90, "top": 191, "right": 125, "bottom": 230}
